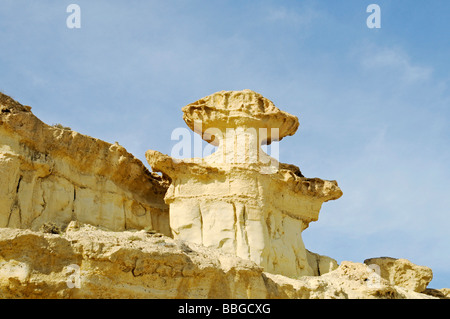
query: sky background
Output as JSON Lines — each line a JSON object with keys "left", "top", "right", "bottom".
{"left": 1, "top": 1, "right": 449, "bottom": 289}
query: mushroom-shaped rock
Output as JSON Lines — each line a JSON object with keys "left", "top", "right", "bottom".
{"left": 182, "top": 89, "right": 299, "bottom": 145}
{"left": 147, "top": 90, "right": 342, "bottom": 279}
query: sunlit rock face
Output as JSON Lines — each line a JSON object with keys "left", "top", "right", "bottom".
{"left": 147, "top": 90, "right": 342, "bottom": 278}
{"left": 0, "top": 90, "right": 444, "bottom": 299}
{"left": 0, "top": 92, "right": 170, "bottom": 236}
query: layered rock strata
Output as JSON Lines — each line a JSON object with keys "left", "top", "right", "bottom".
{"left": 147, "top": 90, "right": 343, "bottom": 278}
{"left": 2, "top": 90, "right": 445, "bottom": 299}
{"left": 0, "top": 92, "right": 169, "bottom": 235}
{"left": 0, "top": 224, "right": 439, "bottom": 299}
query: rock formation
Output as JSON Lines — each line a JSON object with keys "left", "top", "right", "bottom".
{"left": 0, "top": 92, "right": 170, "bottom": 235}
{"left": 0, "top": 223, "right": 441, "bottom": 299}
{"left": 146, "top": 90, "right": 342, "bottom": 278}
{"left": 364, "top": 257, "right": 433, "bottom": 293}
{"left": 0, "top": 90, "right": 447, "bottom": 299}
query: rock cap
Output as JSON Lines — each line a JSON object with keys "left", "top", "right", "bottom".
{"left": 182, "top": 89, "right": 299, "bottom": 145}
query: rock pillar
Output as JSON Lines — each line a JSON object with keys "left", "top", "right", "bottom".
{"left": 146, "top": 90, "right": 342, "bottom": 278}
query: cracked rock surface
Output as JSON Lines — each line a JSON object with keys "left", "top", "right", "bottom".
{"left": 0, "top": 223, "right": 442, "bottom": 299}
{"left": 0, "top": 92, "right": 169, "bottom": 235}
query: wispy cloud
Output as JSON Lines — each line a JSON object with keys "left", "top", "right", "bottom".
{"left": 360, "top": 46, "right": 433, "bottom": 84}
{"left": 265, "top": 4, "right": 320, "bottom": 29}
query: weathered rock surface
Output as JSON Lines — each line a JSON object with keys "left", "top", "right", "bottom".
{"left": 424, "top": 288, "right": 450, "bottom": 299}
{"left": 364, "top": 257, "right": 433, "bottom": 293}
{"left": 1, "top": 91, "right": 446, "bottom": 299}
{"left": 182, "top": 89, "right": 299, "bottom": 145}
{"left": 146, "top": 90, "right": 342, "bottom": 278}
{"left": 0, "top": 93, "right": 170, "bottom": 235}
{"left": 147, "top": 149, "right": 342, "bottom": 278}
{"left": 147, "top": 90, "right": 342, "bottom": 279}
{"left": 0, "top": 225, "right": 438, "bottom": 299}
{"left": 306, "top": 249, "right": 339, "bottom": 276}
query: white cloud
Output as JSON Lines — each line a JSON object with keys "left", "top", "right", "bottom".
{"left": 265, "top": 4, "right": 319, "bottom": 28}
{"left": 360, "top": 46, "right": 433, "bottom": 84}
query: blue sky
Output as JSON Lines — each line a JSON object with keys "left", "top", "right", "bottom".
{"left": 1, "top": 1, "right": 449, "bottom": 289}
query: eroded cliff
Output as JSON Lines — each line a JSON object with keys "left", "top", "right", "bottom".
{"left": 0, "top": 92, "right": 169, "bottom": 235}
{"left": 0, "top": 91, "right": 447, "bottom": 299}
{"left": 0, "top": 223, "right": 443, "bottom": 299}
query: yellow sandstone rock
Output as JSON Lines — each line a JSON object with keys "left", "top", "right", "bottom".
{"left": 147, "top": 90, "right": 342, "bottom": 278}
{"left": 0, "top": 92, "right": 169, "bottom": 235}
{"left": 0, "top": 224, "right": 438, "bottom": 299}
{"left": 364, "top": 257, "right": 433, "bottom": 293}
{"left": 182, "top": 89, "right": 299, "bottom": 145}
{"left": 0, "top": 90, "right": 445, "bottom": 299}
